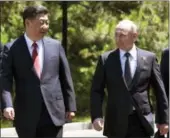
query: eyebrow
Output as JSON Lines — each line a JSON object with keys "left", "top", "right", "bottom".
{"left": 115, "top": 30, "right": 128, "bottom": 34}
{"left": 39, "top": 19, "right": 49, "bottom": 21}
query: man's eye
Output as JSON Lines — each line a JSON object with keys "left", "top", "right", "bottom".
{"left": 40, "top": 20, "right": 44, "bottom": 24}
{"left": 40, "top": 20, "right": 49, "bottom": 24}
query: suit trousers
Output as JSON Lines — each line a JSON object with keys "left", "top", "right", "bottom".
{"left": 35, "top": 102, "right": 63, "bottom": 138}
{"left": 125, "top": 111, "right": 150, "bottom": 138}
{"left": 35, "top": 125, "right": 63, "bottom": 138}
{"left": 107, "top": 111, "right": 151, "bottom": 138}
{"left": 18, "top": 102, "right": 63, "bottom": 138}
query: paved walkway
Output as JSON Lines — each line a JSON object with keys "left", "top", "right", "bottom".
{"left": 1, "top": 121, "right": 157, "bottom": 137}
{"left": 1, "top": 127, "right": 105, "bottom": 137}
{"left": 64, "top": 130, "right": 105, "bottom": 137}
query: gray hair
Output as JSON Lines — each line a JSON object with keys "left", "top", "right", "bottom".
{"left": 116, "top": 19, "right": 138, "bottom": 33}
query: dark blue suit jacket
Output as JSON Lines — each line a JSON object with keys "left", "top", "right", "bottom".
{"left": 0, "top": 42, "right": 3, "bottom": 110}
{"left": 1, "top": 35, "right": 76, "bottom": 137}
{"left": 160, "top": 48, "right": 169, "bottom": 99}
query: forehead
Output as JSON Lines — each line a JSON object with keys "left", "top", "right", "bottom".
{"left": 34, "top": 13, "right": 49, "bottom": 20}
{"left": 115, "top": 28, "right": 129, "bottom": 35}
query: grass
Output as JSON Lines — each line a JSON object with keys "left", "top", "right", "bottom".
{"left": 1, "top": 119, "right": 13, "bottom": 128}
{"left": 73, "top": 115, "right": 90, "bottom": 122}
{"left": 1, "top": 115, "right": 90, "bottom": 128}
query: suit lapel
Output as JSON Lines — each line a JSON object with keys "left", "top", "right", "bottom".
{"left": 129, "top": 48, "right": 143, "bottom": 91}
{"left": 40, "top": 37, "right": 51, "bottom": 80}
{"left": 115, "top": 49, "right": 123, "bottom": 75}
{"left": 19, "top": 35, "right": 40, "bottom": 78}
{"left": 20, "top": 35, "right": 33, "bottom": 64}
{"left": 115, "top": 49, "right": 128, "bottom": 89}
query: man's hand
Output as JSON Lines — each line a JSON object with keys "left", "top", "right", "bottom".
{"left": 65, "top": 112, "right": 75, "bottom": 120}
{"left": 93, "top": 118, "right": 104, "bottom": 131}
{"left": 3, "top": 107, "right": 15, "bottom": 120}
{"left": 157, "top": 124, "right": 169, "bottom": 135}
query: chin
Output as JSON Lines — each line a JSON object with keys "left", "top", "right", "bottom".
{"left": 41, "top": 32, "right": 46, "bottom": 35}
{"left": 39, "top": 32, "right": 46, "bottom": 37}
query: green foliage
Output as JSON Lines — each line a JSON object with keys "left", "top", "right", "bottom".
{"left": 0, "top": 1, "right": 168, "bottom": 121}
{"left": 120, "top": 1, "right": 168, "bottom": 60}
{"left": 1, "top": 1, "right": 44, "bottom": 44}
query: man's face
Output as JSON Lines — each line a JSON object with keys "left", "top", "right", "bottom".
{"left": 26, "top": 13, "right": 49, "bottom": 40}
{"left": 115, "top": 28, "right": 136, "bottom": 50}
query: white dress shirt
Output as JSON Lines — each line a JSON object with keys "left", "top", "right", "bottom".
{"left": 119, "top": 45, "right": 137, "bottom": 78}
{"left": 24, "top": 33, "right": 44, "bottom": 74}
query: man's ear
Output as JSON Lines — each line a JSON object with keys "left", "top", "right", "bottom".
{"left": 133, "top": 32, "right": 138, "bottom": 42}
{"left": 25, "top": 19, "right": 30, "bottom": 27}
{"left": 134, "top": 32, "right": 138, "bottom": 38}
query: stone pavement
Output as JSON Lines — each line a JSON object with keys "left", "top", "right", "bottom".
{"left": 1, "top": 122, "right": 105, "bottom": 137}
{"left": 1, "top": 122, "right": 157, "bottom": 137}
{"left": 1, "top": 128, "right": 105, "bottom": 137}
{"left": 63, "top": 122, "right": 105, "bottom": 137}
{"left": 64, "top": 130, "right": 105, "bottom": 137}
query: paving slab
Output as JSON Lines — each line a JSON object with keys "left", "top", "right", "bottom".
{"left": 63, "top": 129, "right": 105, "bottom": 137}
{"left": 1, "top": 121, "right": 157, "bottom": 137}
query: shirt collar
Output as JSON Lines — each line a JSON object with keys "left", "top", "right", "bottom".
{"left": 119, "top": 44, "right": 137, "bottom": 60}
{"left": 24, "top": 33, "right": 42, "bottom": 49}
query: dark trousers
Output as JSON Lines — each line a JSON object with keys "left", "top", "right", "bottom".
{"left": 36, "top": 125, "right": 63, "bottom": 138}
{"left": 35, "top": 102, "right": 63, "bottom": 138}
{"left": 125, "top": 111, "right": 150, "bottom": 138}
{"left": 107, "top": 112, "right": 151, "bottom": 138}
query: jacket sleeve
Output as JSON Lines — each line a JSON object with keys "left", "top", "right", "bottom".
{"left": 1, "top": 44, "right": 14, "bottom": 110}
{"left": 90, "top": 56, "right": 105, "bottom": 123}
{"left": 160, "top": 49, "right": 169, "bottom": 97}
{"left": 59, "top": 44, "right": 76, "bottom": 112}
{"left": 151, "top": 54, "right": 168, "bottom": 124}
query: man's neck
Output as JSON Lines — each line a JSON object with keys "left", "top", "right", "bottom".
{"left": 25, "top": 31, "right": 42, "bottom": 41}
{"left": 119, "top": 44, "right": 135, "bottom": 52}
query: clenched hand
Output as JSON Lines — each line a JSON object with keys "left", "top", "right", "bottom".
{"left": 93, "top": 118, "right": 104, "bottom": 131}
{"left": 3, "top": 107, "right": 15, "bottom": 120}
{"left": 65, "top": 112, "right": 75, "bottom": 120}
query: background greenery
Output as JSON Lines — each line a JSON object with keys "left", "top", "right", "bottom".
{"left": 0, "top": 1, "right": 169, "bottom": 128}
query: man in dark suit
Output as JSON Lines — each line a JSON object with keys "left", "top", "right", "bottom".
{"left": 0, "top": 42, "right": 3, "bottom": 72}
{"left": 0, "top": 42, "right": 3, "bottom": 110}
{"left": 0, "top": 42, "right": 3, "bottom": 80}
{"left": 1, "top": 5, "right": 76, "bottom": 138}
{"left": 160, "top": 48, "right": 169, "bottom": 99}
{"left": 0, "top": 42, "right": 2, "bottom": 53}
{"left": 160, "top": 48, "right": 169, "bottom": 138}
{"left": 90, "top": 19, "right": 169, "bottom": 138}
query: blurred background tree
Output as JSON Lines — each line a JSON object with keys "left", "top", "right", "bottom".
{"left": 0, "top": 1, "right": 169, "bottom": 127}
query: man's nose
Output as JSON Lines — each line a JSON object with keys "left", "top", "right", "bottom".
{"left": 42, "top": 24, "right": 49, "bottom": 30}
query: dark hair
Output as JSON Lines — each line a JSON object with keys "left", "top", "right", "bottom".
{"left": 22, "top": 5, "right": 49, "bottom": 26}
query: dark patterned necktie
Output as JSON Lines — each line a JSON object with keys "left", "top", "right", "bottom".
{"left": 124, "top": 52, "right": 134, "bottom": 114}
{"left": 124, "top": 52, "right": 132, "bottom": 87}
{"left": 32, "top": 42, "right": 40, "bottom": 78}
